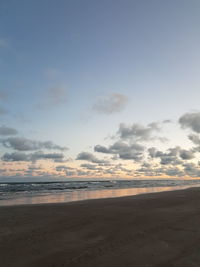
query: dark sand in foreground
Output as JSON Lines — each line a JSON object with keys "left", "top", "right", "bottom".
{"left": 1, "top": 188, "right": 200, "bottom": 267}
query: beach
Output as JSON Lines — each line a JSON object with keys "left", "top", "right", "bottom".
{"left": 1, "top": 187, "right": 200, "bottom": 267}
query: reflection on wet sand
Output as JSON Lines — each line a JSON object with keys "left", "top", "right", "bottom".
{"left": 0, "top": 185, "right": 194, "bottom": 206}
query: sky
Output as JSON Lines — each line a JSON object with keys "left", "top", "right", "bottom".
{"left": 1, "top": 0, "right": 200, "bottom": 180}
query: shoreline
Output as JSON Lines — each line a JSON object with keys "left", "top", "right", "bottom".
{"left": 0, "top": 185, "right": 198, "bottom": 210}
{"left": 1, "top": 187, "right": 200, "bottom": 266}
{"left": 0, "top": 184, "right": 197, "bottom": 207}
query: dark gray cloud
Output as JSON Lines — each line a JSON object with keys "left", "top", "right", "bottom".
{"left": 55, "top": 165, "right": 77, "bottom": 176}
{"left": 164, "top": 167, "right": 184, "bottom": 177}
{"left": 111, "top": 163, "right": 133, "bottom": 174}
{"left": 148, "top": 147, "right": 158, "bottom": 158}
{"left": 25, "top": 165, "right": 42, "bottom": 175}
{"left": 95, "top": 141, "right": 144, "bottom": 161}
{"left": 65, "top": 170, "right": 77, "bottom": 176}
{"left": 136, "top": 165, "right": 184, "bottom": 177}
{"left": 93, "top": 120, "right": 168, "bottom": 164}
{"left": 1, "top": 137, "right": 68, "bottom": 151}
{"left": 56, "top": 165, "right": 74, "bottom": 172}
{"left": 94, "top": 145, "right": 111, "bottom": 154}
{"left": 81, "top": 163, "right": 102, "bottom": 171}
{"left": 148, "top": 146, "right": 194, "bottom": 165}
{"left": 141, "top": 162, "right": 151, "bottom": 168}
{"left": 179, "top": 149, "right": 195, "bottom": 160}
{"left": 183, "top": 163, "right": 200, "bottom": 177}
{"left": 76, "top": 170, "right": 91, "bottom": 176}
{"left": 188, "top": 134, "right": 200, "bottom": 145}
{"left": 79, "top": 162, "right": 132, "bottom": 176}
{"left": 76, "top": 151, "right": 108, "bottom": 164}
{"left": 93, "top": 93, "right": 128, "bottom": 114}
{"left": 31, "top": 152, "right": 65, "bottom": 162}
{"left": 117, "top": 122, "right": 161, "bottom": 141}
{"left": 160, "top": 156, "right": 181, "bottom": 166}
{"left": 28, "top": 165, "right": 41, "bottom": 171}
{"left": 0, "top": 126, "right": 18, "bottom": 136}
{"left": 109, "top": 141, "right": 144, "bottom": 160}
{"left": 1, "top": 152, "right": 29, "bottom": 162}
{"left": 179, "top": 112, "right": 200, "bottom": 133}
{"left": 77, "top": 161, "right": 133, "bottom": 176}
{"left": 81, "top": 163, "right": 96, "bottom": 169}
{"left": 136, "top": 166, "right": 163, "bottom": 177}
{"left": 148, "top": 147, "right": 180, "bottom": 165}
{"left": 1, "top": 151, "right": 65, "bottom": 162}
{"left": 97, "top": 162, "right": 113, "bottom": 167}
{"left": 187, "top": 134, "right": 200, "bottom": 155}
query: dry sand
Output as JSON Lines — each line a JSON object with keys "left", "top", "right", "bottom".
{"left": 1, "top": 188, "right": 200, "bottom": 267}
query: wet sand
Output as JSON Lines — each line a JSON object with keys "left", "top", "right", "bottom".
{"left": 1, "top": 187, "right": 200, "bottom": 267}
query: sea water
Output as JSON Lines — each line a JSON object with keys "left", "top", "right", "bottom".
{"left": 0, "top": 179, "right": 200, "bottom": 206}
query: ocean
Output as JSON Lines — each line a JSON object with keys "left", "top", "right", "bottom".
{"left": 0, "top": 179, "right": 200, "bottom": 206}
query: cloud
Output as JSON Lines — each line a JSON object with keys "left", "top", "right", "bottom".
{"left": 93, "top": 121, "right": 168, "bottom": 164}
{"left": 93, "top": 93, "right": 128, "bottom": 114}
{"left": 179, "top": 149, "right": 195, "bottom": 160}
{"left": 1, "top": 152, "right": 29, "bottom": 162}
{"left": 135, "top": 167, "right": 160, "bottom": 177}
{"left": 148, "top": 146, "right": 194, "bottom": 165}
{"left": 187, "top": 134, "right": 200, "bottom": 155}
{"left": 56, "top": 165, "right": 69, "bottom": 171}
{"left": 80, "top": 162, "right": 133, "bottom": 176}
{"left": 25, "top": 165, "right": 42, "bottom": 175}
{"left": 65, "top": 170, "right": 77, "bottom": 176}
{"left": 188, "top": 134, "right": 200, "bottom": 145}
{"left": 75, "top": 170, "right": 91, "bottom": 176}
{"left": 81, "top": 163, "right": 101, "bottom": 170}
{"left": 136, "top": 164, "right": 184, "bottom": 177}
{"left": 28, "top": 165, "right": 41, "bottom": 171}
{"left": 76, "top": 151, "right": 108, "bottom": 164}
{"left": 56, "top": 165, "right": 77, "bottom": 173}
{"left": 95, "top": 141, "right": 144, "bottom": 161}
{"left": 179, "top": 112, "right": 200, "bottom": 133}
{"left": 117, "top": 122, "right": 161, "bottom": 141}
{"left": 109, "top": 163, "right": 133, "bottom": 174}
{"left": 94, "top": 145, "right": 110, "bottom": 154}
{"left": 30, "top": 152, "right": 65, "bottom": 162}
{"left": 38, "top": 85, "right": 67, "bottom": 109}
{"left": 183, "top": 163, "right": 200, "bottom": 177}
{"left": 0, "top": 126, "right": 18, "bottom": 136}
{"left": 1, "top": 137, "right": 68, "bottom": 151}
{"left": 148, "top": 147, "right": 181, "bottom": 165}
{"left": 1, "top": 151, "right": 65, "bottom": 162}
{"left": 55, "top": 165, "right": 78, "bottom": 176}
{"left": 164, "top": 167, "right": 184, "bottom": 177}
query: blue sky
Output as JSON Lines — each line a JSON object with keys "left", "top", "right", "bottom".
{"left": 1, "top": 0, "right": 200, "bottom": 179}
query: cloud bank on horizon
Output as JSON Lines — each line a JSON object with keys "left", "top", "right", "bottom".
{"left": 1, "top": 111, "right": 200, "bottom": 179}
